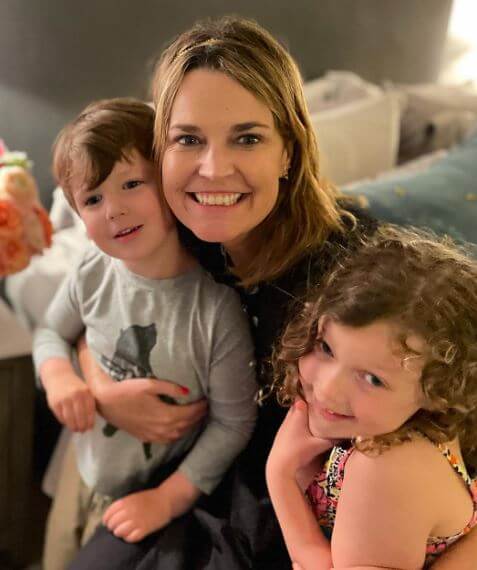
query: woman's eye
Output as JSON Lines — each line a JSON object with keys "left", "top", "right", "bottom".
{"left": 315, "top": 339, "right": 333, "bottom": 357}
{"left": 361, "top": 372, "right": 384, "bottom": 388}
{"left": 237, "top": 134, "right": 261, "bottom": 145}
{"left": 123, "top": 180, "right": 142, "bottom": 190}
{"left": 84, "top": 194, "right": 101, "bottom": 207}
{"left": 177, "top": 135, "right": 201, "bottom": 146}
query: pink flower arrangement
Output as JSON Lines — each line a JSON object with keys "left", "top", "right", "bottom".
{"left": 0, "top": 140, "right": 52, "bottom": 276}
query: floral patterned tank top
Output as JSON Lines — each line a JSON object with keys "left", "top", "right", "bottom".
{"left": 306, "top": 440, "right": 477, "bottom": 567}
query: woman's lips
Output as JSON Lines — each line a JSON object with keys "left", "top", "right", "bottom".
{"left": 189, "top": 192, "right": 247, "bottom": 206}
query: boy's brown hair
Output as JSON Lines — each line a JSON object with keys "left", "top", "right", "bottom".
{"left": 52, "top": 98, "right": 154, "bottom": 209}
{"left": 274, "top": 225, "right": 477, "bottom": 469}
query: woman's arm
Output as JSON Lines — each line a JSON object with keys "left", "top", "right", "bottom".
{"left": 77, "top": 336, "right": 208, "bottom": 443}
{"left": 266, "top": 401, "right": 336, "bottom": 570}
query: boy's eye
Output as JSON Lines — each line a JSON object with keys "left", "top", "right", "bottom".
{"left": 84, "top": 194, "right": 101, "bottom": 207}
{"left": 177, "top": 135, "right": 201, "bottom": 146}
{"left": 361, "top": 372, "right": 384, "bottom": 388}
{"left": 236, "top": 134, "right": 261, "bottom": 145}
{"left": 123, "top": 180, "right": 142, "bottom": 190}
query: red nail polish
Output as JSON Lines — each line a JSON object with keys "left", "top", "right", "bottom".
{"left": 180, "top": 386, "right": 189, "bottom": 395}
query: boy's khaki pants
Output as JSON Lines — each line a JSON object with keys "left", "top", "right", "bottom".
{"left": 42, "top": 441, "right": 113, "bottom": 570}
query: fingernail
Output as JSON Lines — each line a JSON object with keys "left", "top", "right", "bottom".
{"left": 179, "top": 386, "right": 189, "bottom": 395}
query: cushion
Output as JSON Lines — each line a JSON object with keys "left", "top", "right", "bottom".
{"left": 303, "top": 71, "right": 382, "bottom": 114}
{"left": 311, "top": 92, "right": 400, "bottom": 185}
{"left": 343, "top": 130, "right": 477, "bottom": 245}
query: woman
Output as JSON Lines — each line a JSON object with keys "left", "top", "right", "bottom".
{"left": 71, "top": 16, "right": 476, "bottom": 569}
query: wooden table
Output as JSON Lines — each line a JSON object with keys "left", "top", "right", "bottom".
{"left": 0, "top": 298, "right": 35, "bottom": 567}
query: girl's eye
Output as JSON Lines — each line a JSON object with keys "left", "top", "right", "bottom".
{"left": 84, "top": 194, "right": 101, "bottom": 207}
{"left": 123, "top": 180, "right": 142, "bottom": 190}
{"left": 315, "top": 339, "right": 333, "bottom": 357}
{"left": 237, "top": 134, "right": 261, "bottom": 145}
{"left": 361, "top": 372, "right": 385, "bottom": 388}
{"left": 177, "top": 134, "right": 201, "bottom": 146}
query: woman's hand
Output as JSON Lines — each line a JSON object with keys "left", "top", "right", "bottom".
{"left": 96, "top": 378, "right": 207, "bottom": 443}
{"left": 77, "top": 336, "right": 208, "bottom": 443}
{"left": 267, "top": 399, "right": 337, "bottom": 486}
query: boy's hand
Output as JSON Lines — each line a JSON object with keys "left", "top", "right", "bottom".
{"left": 267, "top": 400, "right": 336, "bottom": 481}
{"left": 103, "top": 486, "right": 172, "bottom": 542}
{"left": 96, "top": 378, "right": 208, "bottom": 443}
{"left": 44, "top": 372, "right": 96, "bottom": 432}
{"left": 103, "top": 471, "right": 201, "bottom": 542}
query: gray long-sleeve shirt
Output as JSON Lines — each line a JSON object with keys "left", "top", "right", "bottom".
{"left": 34, "top": 247, "right": 257, "bottom": 497}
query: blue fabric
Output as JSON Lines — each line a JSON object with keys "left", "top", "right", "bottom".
{"left": 344, "top": 131, "right": 477, "bottom": 244}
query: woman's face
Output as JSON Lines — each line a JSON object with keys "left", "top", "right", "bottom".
{"left": 161, "top": 69, "right": 289, "bottom": 257}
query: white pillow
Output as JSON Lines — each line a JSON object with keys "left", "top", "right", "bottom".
{"left": 303, "top": 70, "right": 382, "bottom": 114}
{"left": 311, "top": 92, "right": 401, "bottom": 185}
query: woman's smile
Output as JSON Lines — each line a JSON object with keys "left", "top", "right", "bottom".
{"left": 162, "top": 69, "right": 289, "bottom": 256}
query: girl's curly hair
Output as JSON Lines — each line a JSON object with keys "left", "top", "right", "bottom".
{"left": 273, "top": 224, "right": 477, "bottom": 470}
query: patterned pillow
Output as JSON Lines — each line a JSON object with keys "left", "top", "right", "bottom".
{"left": 343, "top": 130, "right": 477, "bottom": 245}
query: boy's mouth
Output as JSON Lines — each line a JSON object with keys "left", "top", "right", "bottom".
{"left": 114, "top": 225, "right": 143, "bottom": 238}
{"left": 190, "top": 192, "right": 245, "bottom": 206}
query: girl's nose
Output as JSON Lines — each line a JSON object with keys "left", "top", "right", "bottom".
{"left": 312, "top": 363, "right": 347, "bottom": 408}
{"left": 198, "top": 145, "right": 234, "bottom": 179}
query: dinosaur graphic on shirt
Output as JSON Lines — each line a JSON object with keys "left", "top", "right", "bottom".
{"left": 100, "top": 323, "right": 157, "bottom": 459}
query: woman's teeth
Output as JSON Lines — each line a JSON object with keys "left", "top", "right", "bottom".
{"left": 193, "top": 193, "right": 242, "bottom": 206}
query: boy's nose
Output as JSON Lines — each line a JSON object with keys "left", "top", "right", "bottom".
{"left": 106, "top": 198, "right": 128, "bottom": 220}
{"left": 198, "top": 146, "right": 234, "bottom": 179}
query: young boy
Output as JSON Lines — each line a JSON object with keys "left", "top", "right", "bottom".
{"left": 34, "top": 98, "right": 257, "bottom": 570}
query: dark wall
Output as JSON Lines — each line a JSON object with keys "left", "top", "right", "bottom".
{"left": 0, "top": 0, "right": 453, "bottom": 207}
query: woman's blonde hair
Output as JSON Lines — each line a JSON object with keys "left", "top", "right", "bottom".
{"left": 274, "top": 225, "right": 477, "bottom": 470}
{"left": 151, "top": 16, "right": 347, "bottom": 286}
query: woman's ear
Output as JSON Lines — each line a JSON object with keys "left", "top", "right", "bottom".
{"left": 280, "top": 143, "right": 292, "bottom": 179}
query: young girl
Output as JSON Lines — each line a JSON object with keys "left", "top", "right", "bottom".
{"left": 267, "top": 225, "right": 477, "bottom": 569}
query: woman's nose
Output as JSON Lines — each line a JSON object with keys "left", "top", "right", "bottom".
{"left": 198, "top": 145, "right": 234, "bottom": 179}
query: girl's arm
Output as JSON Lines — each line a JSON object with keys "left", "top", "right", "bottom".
{"left": 77, "top": 336, "right": 208, "bottom": 443}
{"left": 267, "top": 470, "right": 333, "bottom": 570}
{"left": 331, "top": 439, "right": 437, "bottom": 570}
{"left": 266, "top": 401, "right": 337, "bottom": 570}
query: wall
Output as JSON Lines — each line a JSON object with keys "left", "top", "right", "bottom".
{"left": 0, "top": 0, "right": 453, "bottom": 207}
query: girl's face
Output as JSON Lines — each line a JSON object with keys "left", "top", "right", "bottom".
{"left": 161, "top": 69, "right": 289, "bottom": 259}
{"left": 298, "top": 317, "right": 426, "bottom": 440}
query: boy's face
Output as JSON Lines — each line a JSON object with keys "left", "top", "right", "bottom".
{"left": 73, "top": 149, "right": 175, "bottom": 275}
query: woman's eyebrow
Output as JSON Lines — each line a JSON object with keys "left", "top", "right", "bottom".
{"left": 232, "top": 122, "right": 271, "bottom": 132}
{"left": 169, "top": 124, "right": 201, "bottom": 132}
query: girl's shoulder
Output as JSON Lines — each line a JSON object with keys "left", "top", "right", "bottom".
{"left": 344, "top": 436, "right": 475, "bottom": 540}
{"left": 331, "top": 438, "right": 456, "bottom": 568}
{"left": 346, "top": 436, "right": 464, "bottom": 497}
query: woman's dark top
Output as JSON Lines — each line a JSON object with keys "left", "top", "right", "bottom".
{"left": 69, "top": 205, "right": 376, "bottom": 570}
